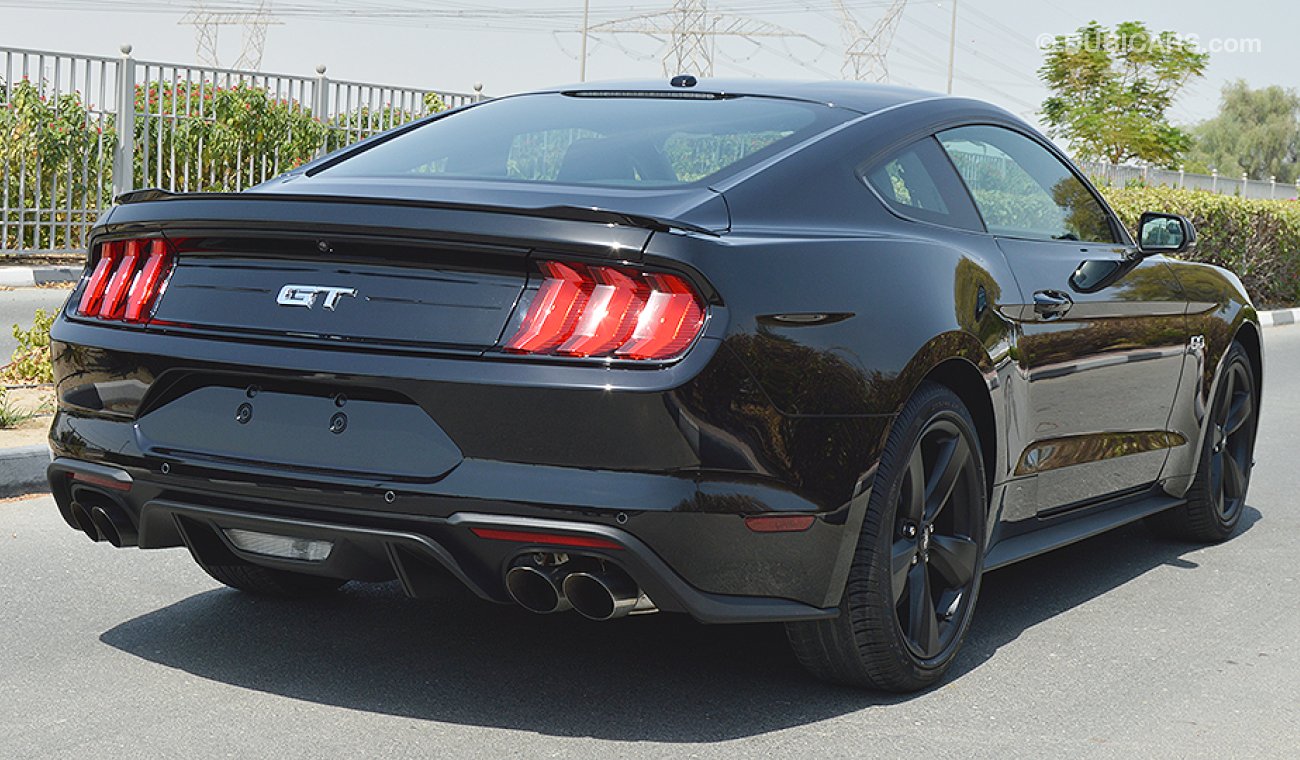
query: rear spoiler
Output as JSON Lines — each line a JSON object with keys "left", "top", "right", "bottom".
{"left": 114, "top": 188, "right": 719, "bottom": 237}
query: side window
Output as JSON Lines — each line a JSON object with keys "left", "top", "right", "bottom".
{"left": 937, "top": 125, "right": 1117, "bottom": 243}
{"left": 862, "top": 137, "right": 983, "bottom": 231}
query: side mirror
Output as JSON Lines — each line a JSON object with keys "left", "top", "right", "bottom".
{"left": 1136, "top": 212, "right": 1196, "bottom": 256}
{"left": 1069, "top": 258, "right": 1136, "bottom": 293}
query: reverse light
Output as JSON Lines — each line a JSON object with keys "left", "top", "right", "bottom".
{"left": 504, "top": 260, "right": 706, "bottom": 361}
{"left": 224, "top": 528, "right": 334, "bottom": 562}
{"left": 76, "top": 237, "right": 176, "bottom": 324}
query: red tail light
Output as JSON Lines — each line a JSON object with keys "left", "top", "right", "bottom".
{"left": 504, "top": 261, "right": 706, "bottom": 361}
{"left": 76, "top": 238, "right": 176, "bottom": 324}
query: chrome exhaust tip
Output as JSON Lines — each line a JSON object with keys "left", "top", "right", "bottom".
{"left": 562, "top": 570, "right": 657, "bottom": 621}
{"left": 505, "top": 565, "right": 572, "bottom": 614}
{"left": 69, "top": 501, "right": 103, "bottom": 543}
{"left": 89, "top": 504, "right": 138, "bottom": 548}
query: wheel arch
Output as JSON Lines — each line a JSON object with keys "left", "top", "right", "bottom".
{"left": 923, "top": 358, "right": 997, "bottom": 500}
{"left": 1233, "top": 320, "right": 1264, "bottom": 410}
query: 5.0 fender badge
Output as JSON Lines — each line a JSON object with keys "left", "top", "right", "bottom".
{"left": 276, "top": 284, "right": 358, "bottom": 311}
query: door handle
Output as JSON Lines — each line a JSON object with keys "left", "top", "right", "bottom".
{"left": 1033, "top": 290, "right": 1073, "bottom": 318}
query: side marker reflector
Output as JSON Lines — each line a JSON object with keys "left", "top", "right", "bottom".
{"left": 744, "top": 515, "right": 816, "bottom": 533}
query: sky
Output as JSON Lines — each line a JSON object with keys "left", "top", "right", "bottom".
{"left": 1, "top": 0, "right": 1295, "bottom": 131}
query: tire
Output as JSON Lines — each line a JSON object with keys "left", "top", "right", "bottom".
{"left": 786, "top": 381, "right": 987, "bottom": 691}
{"left": 1149, "top": 342, "right": 1258, "bottom": 543}
{"left": 199, "top": 560, "right": 348, "bottom": 597}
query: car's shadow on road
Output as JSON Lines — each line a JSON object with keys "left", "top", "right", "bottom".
{"left": 100, "top": 507, "right": 1260, "bottom": 741}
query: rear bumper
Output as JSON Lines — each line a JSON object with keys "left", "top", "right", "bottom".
{"left": 48, "top": 455, "right": 853, "bottom": 623}
{"left": 48, "top": 310, "right": 895, "bottom": 620}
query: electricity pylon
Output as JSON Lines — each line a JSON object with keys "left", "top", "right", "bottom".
{"left": 587, "top": 0, "right": 820, "bottom": 78}
{"left": 180, "top": 0, "right": 278, "bottom": 70}
{"left": 837, "top": 0, "right": 908, "bottom": 82}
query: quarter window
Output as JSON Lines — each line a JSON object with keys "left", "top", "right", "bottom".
{"left": 862, "top": 137, "right": 983, "bottom": 231}
{"left": 937, "top": 125, "right": 1117, "bottom": 243}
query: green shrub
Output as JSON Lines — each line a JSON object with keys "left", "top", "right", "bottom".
{"left": 2, "top": 76, "right": 450, "bottom": 251}
{"left": 0, "top": 79, "right": 115, "bottom": 251}
{"left": 2, "top": 307, "right": 56, "bottom": 384}
{"left": 133, "top": 80, "right": 327, "bottom": 191}
{"left": 1101, "top": 185, "right": 1300, "bottom": 308}
{"left": 0, "top": 387, "right": 34, "bottom": 429}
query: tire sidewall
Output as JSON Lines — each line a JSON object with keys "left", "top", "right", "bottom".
{"left": 1201, "top": 344, "right": 1257, "bottom": 532}
{"left": 855, "top": 383, "right": 988, "bottom": 680}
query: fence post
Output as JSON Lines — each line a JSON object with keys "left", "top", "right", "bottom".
{"left": 1241, "top": 172, "right": 1248, "bottom": 197}
{"left": 312, "top": 64, "right": 330, "bottom": 157}
{"left": 1270, "top": 176, "right": 1277, "bottom": 199}
{"left": 1211, "top": 170, "right": 1218, "bottom": 193}
{"left": 1178, "top": 165, "right": 1185, "bottom": 189}
{"left": 111, "top": 44, "right": 136, "bottom": 199}
{"left": 473, "top": 82, "right": 484, "bottom": 103}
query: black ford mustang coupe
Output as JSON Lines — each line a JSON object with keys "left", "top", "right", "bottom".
{"left": 49, "top": 79, "right": 1261, "bottom": 691}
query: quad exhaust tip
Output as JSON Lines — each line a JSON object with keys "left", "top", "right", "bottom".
{"left": 505, "top": 560, "right": 658, "bottom": 619}
{"left": 69, "top": 501, "right": 102, "bottom": 542}
{"left": 505, "top": 565, "right": 572, "bottom": 614}
{"left": 69, "top": 497, "right": 138, "bottom": 547}
{"left": 89, "top": 504, "right": 138, "bottom": 548}
{"left": 563, "top": 570, "right": 656, "bottom": 621}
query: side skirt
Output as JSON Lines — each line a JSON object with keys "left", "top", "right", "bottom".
{"left": 984, "top": 485, "right": 1183, "bottom": 571}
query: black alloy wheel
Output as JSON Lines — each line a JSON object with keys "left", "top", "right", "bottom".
{"left": 1206, "top": 358, "right": 1255, "bottom": 523}
{"left": 1149, "top": 341, "right": 1258, "bottom": 543}
{"left": 786, "top": 382, "right": 987, "bottom": 691}
{"left": 890, "top": 418, "right": 982, "bottom": 660}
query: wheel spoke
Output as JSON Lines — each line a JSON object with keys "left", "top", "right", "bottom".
{"left": 927, "top": 534, "right": 978, "bottom": 588}
{"left": 925, "top": 434, "right": 969, "bottom": 522}
{"left": 1224, "top": 391, "right": 1252, "bottom": 436}
{"left": 902, "top": 446, "right": 925, "bottom": 522}
{"left": 1223, "top": 452, "right": 1247, "bottom": 501}
{"left": 890, "top": 539, "right": 915, "bottom": 602}
{"left": 1216, "top": 369, "right": 1236, "bottom": 427}
{"left": 906, "top": 562, "right": 940, "bottom": 657}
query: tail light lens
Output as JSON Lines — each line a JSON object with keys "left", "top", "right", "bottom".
{"left": 504, "top": 260, "right": 706, "bottom": 361}
{"left": 76, "top": 238, "right": 176, "bottom": 324}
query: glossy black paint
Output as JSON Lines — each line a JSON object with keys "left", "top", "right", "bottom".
{"left": 48, "top": 80, "right": 1261, "bottom": 622}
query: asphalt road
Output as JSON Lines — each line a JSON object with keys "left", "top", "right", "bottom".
{"left": 0, "top": 287, "right": 70, "bottom": 360}
{"left": 3, "top": 329, "right": 1299, "bottom": 759}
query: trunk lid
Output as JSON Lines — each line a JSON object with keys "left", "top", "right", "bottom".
{"left": 152, "top": 238, "right": 527, "bottom": 353}
{"left": 96, "top": 187, "right": 724, "bottom": 353}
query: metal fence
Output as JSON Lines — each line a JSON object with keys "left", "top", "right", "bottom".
{"left": 1077, "top": 160, "right": 1300, "bottom": 201}
{"left": 1, "top": 44, "right": 481, "bottom": 255}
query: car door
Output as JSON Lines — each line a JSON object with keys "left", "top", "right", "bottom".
{"left": 937, "top": 125, "right": 1189, "bottom": 513}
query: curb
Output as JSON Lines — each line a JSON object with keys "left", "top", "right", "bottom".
{"left": 0, "top": 266, "right": 80, "bottom": 287}
{"left": 0, "top": 444, "right": 50, "bottom": 497}
{"left": 1259, "top": 307, "right": 1300, "bottom": 328}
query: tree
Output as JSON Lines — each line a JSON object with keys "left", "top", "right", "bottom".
{"left": 1185, "top": 80, "right": 1300, "bottom": 183}
{"left": 1039, "top": 21, "right": 1208, "bottom": 167}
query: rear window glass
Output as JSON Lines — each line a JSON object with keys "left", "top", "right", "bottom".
{"left": 319, "top": 92, "right": 849, "bottom": 188}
